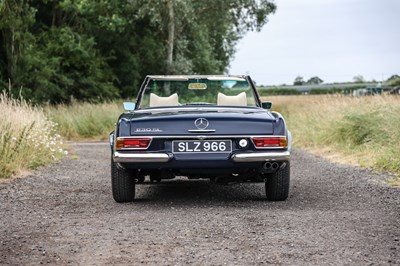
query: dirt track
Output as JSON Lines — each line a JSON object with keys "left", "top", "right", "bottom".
{"left": 0, "top": 142, "right": 399, "bottom": 265}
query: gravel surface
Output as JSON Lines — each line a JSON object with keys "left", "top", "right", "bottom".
{"left": 0, "top": 142, "right": 399, "bottom": 265}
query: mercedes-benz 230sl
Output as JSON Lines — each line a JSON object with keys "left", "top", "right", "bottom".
{"left": 110, "top": 75, "right": 291, "bottom": 202}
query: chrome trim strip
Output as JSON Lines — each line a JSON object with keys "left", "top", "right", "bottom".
{"left": 147, "top": 75, "right": 246, "bottom": 81}
{"left": 122, "top": 135, "right": 286, "bottom": 139}
{"left": 147, "top": 76, "right": 189, "bottom": 81}
{"left": 287, "top": 130, "right": 292, "bottom": 152}
{"left": 113, "top": 150, "right": 289, "bottom": 163}
{"left": 206, "top": 76, "right": 246, "bottom": 81}
{"left": 113, "top": 152, "right": 170, "bottom": 163}
{"left": 187, "top": 129, "right": 216, "bottom": 133}
{"left": 133, "top": 106, "right": 262, "bottom": 114}
{"left": 231, "top": 151, "right": 290, "bottom": 162}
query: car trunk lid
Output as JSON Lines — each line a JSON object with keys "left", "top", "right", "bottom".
{"left": 128, "top": 107, "right": 275, "bottom": 136}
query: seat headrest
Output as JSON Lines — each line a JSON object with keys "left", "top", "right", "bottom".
{"left": 217, "top": 92, "right": 247, "bottom": 106}
{"left": 149, "top": 93, "right": 179, "bottom": 107}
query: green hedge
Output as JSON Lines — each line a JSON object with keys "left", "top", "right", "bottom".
{"left": 258, "top": 86, "right": 367, "bottom": 96}
{"left": 258, "top": 88, "right": 301, "bottom": 96}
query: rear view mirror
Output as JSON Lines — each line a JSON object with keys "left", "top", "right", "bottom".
{"left": 261, "top": 102, "right": 272, "bottom": 110}
{"left": 123, "top": 102, "right": 136, "bottom": 111}
{"left": 188, "top": 83, "right": 207, "bottom": 90}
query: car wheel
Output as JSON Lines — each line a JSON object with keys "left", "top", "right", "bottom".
{"left": 111, "top": 159, "right": 136, "bottom": 202}
{"left": 265, "top": 162, "right": 290, "bottom": 201}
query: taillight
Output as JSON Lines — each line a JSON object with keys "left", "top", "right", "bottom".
{"left": 116, "top": 138, "right": 152, "bottom": 149}
{"left": 251, "top": 136, "right": 287, "bottom": 148}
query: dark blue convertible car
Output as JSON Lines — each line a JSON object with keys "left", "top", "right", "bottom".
{"left": 110, "top": 75, "right": 291, "bottom": 202}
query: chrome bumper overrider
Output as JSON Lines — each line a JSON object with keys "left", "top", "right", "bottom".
{"left": 113, "top": 152, "right": 170, "bottom": 163}
{"left": 231, "top": 151, "right": 290, "bottom": 162}
{"left": 113, "top": 150, "right": 290, "bottom": 163}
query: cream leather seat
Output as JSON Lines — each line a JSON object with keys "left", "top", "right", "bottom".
{"left": 149, "top": 93, "right": 179, "bottom": 107}
{"left": 217, "top": 92, "right": 247, "bottom": 106}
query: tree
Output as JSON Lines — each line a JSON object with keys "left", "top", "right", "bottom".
{"left": 353, "top": 75, "right": 365, "bottom": 83}
{"left": 22, "top": 27, "right": 119, "bottom": 103}
{"left": 0, "top": 0, "right": 277, "bottom": 102}
{"left": 166, "top": 0, "right": 174, "bottom": 74}
{"left": 0, "top": 0, "right": 36, "bottom": 90}
{"left": 387, "top": 75, "right": 400, "bottom": 87}
{"left": 387, "top": 74, "right": 400, "bottom": 82}
{"left": 307, "top": 76, "right": 323, "bottom": 85}
{"left": 294, "top": 76, "right": 304, "bottom": 85}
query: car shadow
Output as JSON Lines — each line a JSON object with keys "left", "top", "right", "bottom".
{"left": 132, "top": 179, "right": 290, "bottom": 207}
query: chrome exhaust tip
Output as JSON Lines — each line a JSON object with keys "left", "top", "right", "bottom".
{"left": 263, "top": 162, "right": 272, "bottom": 170}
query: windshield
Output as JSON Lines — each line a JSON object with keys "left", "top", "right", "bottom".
{"left": 138, "top": 77, "right": 257, "bottom": 109}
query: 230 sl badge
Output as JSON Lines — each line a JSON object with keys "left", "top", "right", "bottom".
{"left": 134, "top": 128, "right": 163, "bottom": 132}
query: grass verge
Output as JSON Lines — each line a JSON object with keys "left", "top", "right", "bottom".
{"left": 42, "top": 95, "right": 400, "bottom": 186}
{"left": 0, "top": 93, "right": 66, "bottom": 179}
{"left": 266, "top": 95, "right": 400, "bottom": 186}
{"left": 45, "top": 101, "right": 123, "bottom": 140}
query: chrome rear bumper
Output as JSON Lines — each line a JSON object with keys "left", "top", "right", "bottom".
{"left": 113, "top": 152, "right": 170, "bottom": 163}
{"left": 231, "top": 151, "right": 290, "bottom": 162}
{"left": 113, "top": 150, "right": 290, "bottom": 163}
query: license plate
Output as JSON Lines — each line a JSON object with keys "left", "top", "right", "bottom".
{"left": 172, "top": 140, "right": 232, "bottom": 153}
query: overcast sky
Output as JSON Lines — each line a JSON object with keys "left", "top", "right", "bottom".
{"left": 229, "top": 0, "right": 400, "bottom": 85}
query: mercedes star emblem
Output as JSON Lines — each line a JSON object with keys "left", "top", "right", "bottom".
{"left": 194, "top": 118, "right": 209, "bottom": 130}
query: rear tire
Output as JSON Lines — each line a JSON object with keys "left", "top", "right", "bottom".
{"left": 111, "top": 159, "right": 136, "bottom": 203}
{"left": 265, "top": 162, "right": 290, "bottom": 201}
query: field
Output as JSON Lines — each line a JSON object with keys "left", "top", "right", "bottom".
{"left": 266, "top": 95, "right": 400, "bottom": 183}
{"left": 2, "top": 94, "right": 399, "bottom": 183}
{"left": 46, "top": 95, "right": 400, "bottom": 180}
{"left": 0, "top": 93, "right": 66, "bottom": 178}
{"left": 48, "top": 95, "right": 399, "bottom": 182}
{"left": 44, "top": 101, "right": 124, "bottom": 140}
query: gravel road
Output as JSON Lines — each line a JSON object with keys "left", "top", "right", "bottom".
{"left": 1, "top": 142, "right": 399, "bottom": 265}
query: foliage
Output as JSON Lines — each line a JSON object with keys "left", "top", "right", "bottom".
{"left": 267, "top": 95, "right": 400, "bottom": 178}
{"left": 293, "top": 76, "right": 304, "bottom": 85}
{"left": 308, "top": 88, "right": 341, "bottom": 94}
{"left": 258, "top": 88, "right": 301, "bottom": 96}
{"left": 306, "top": 76, "right": 323, "bottom": 85}
{"left": 387, "top": 77, "right": 400, "bottom": 87}
{"left": 22, "top": 27, "right": 119, "bottom": 103}
{"left": 0, "top": 92, "right": 66, "bottom": 178}
{"left": 386, "top": 74, "right": 399, "bottom": 82}
{"left": 0, "top": 0, "right": 276, "bottom": 103}
{"left": 45, "top": 101, "right": 123, "bottom": 140}
{"left": 0, "top": 0, "right": 36, "bottom": 89}
{"left": 258, "top": 85, "right": 366, "bottom": 96}
{"left": 309, "top": 86, "right": 365, "bottom": 95}
{"left": 353, "top": 75, "right": 365, "bottom": 83}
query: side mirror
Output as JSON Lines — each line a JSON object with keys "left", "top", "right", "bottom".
{"left": 261, "top": 101, "right": 272, "bottom": 110}
{"left": 123, "top": 102, "right": 136, "bottom": 111}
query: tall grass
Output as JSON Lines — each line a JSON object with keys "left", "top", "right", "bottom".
{"left": 43, "top": 95, "right": 400, "bottom": 183}
{"left": 45, "top": 101, "right": 123, "bottom": 140}
{"left": 0, "top": 93, "right": 66, "bottom": 178}
{"left": 266, "top": 95, "right": 400, "bottom": 178}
